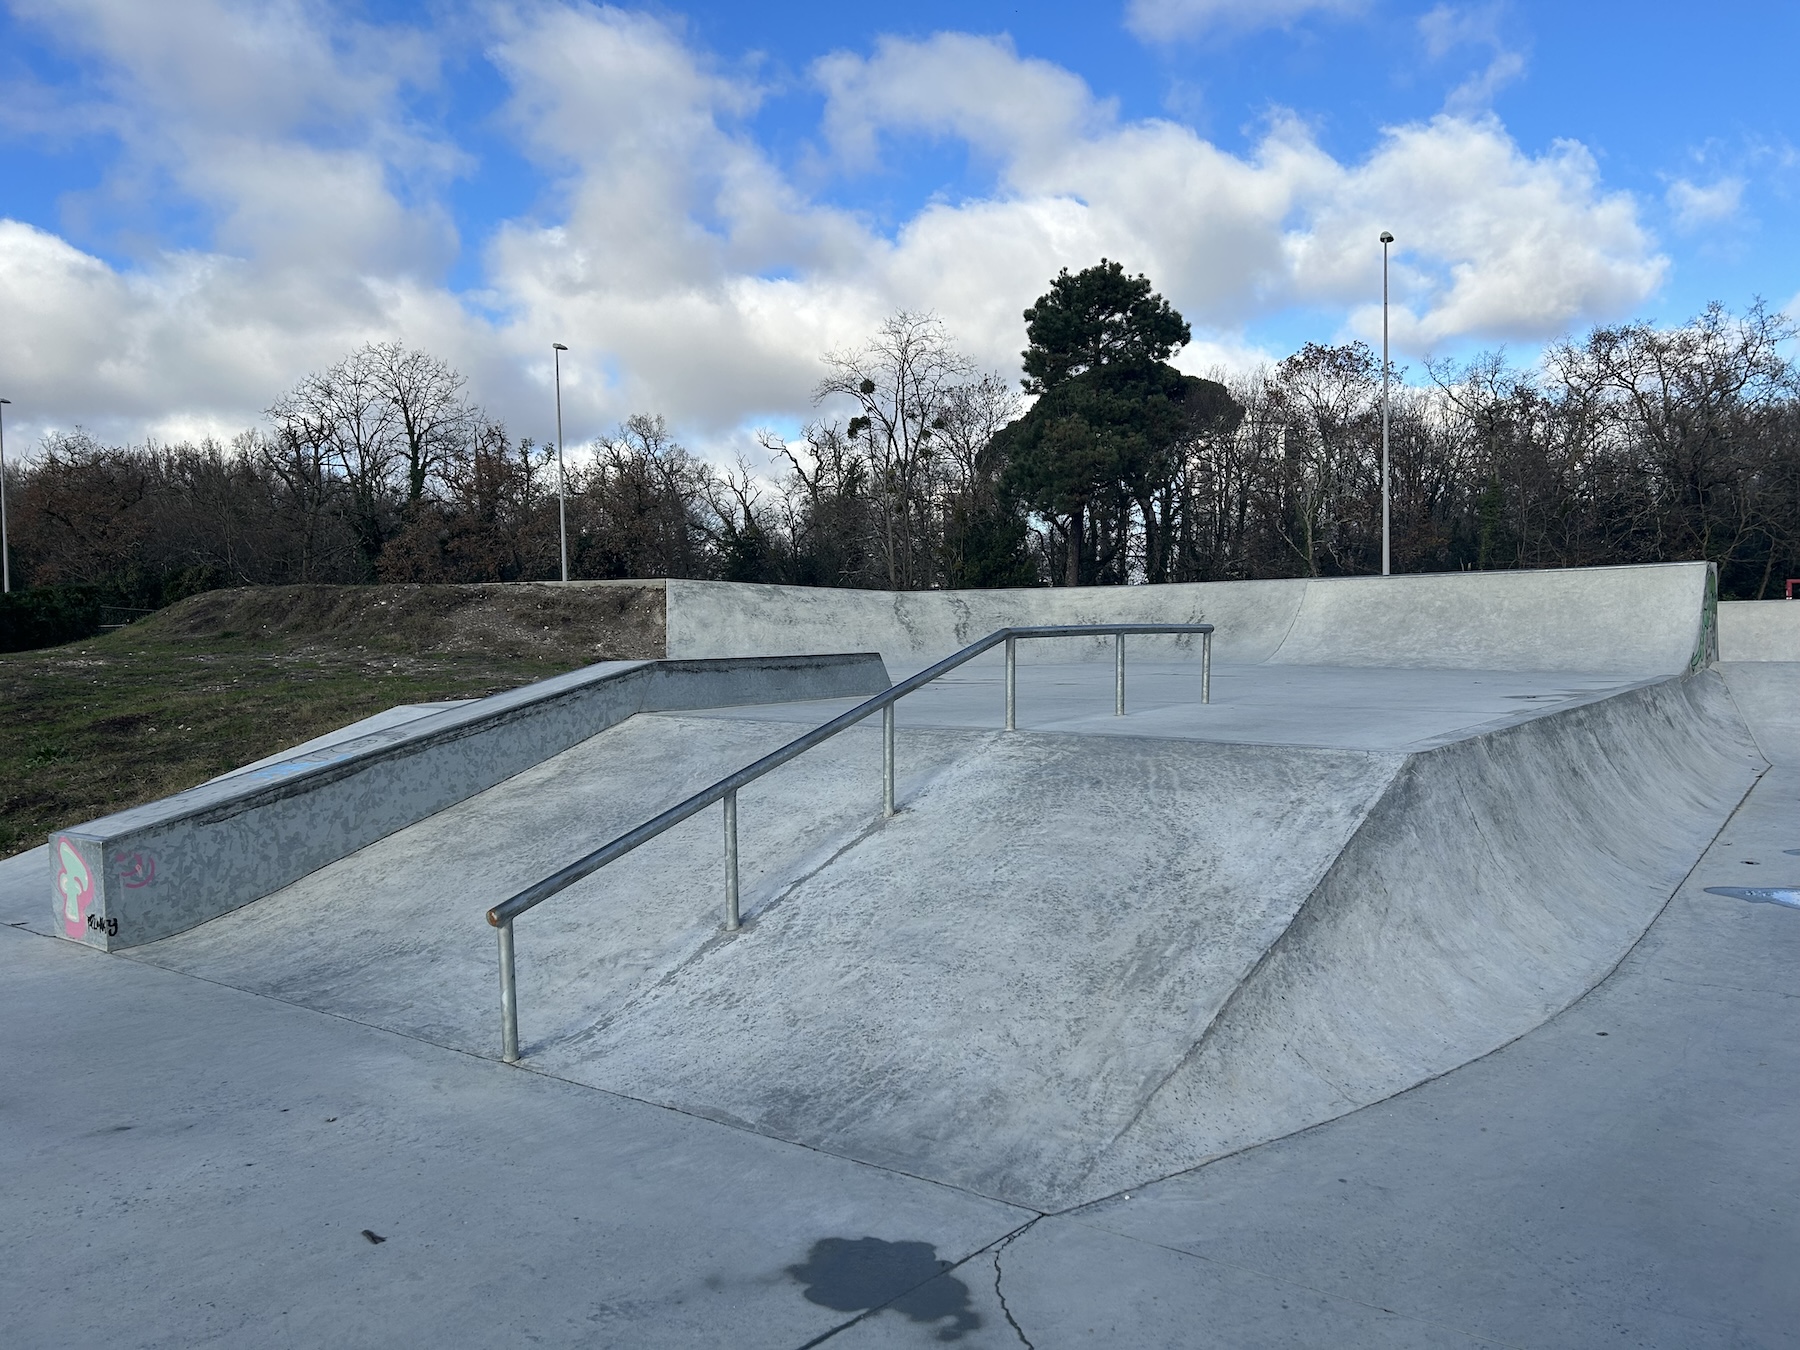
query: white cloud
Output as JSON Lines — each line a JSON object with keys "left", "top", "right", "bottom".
{"left": 1419, "top": 2, "right": 1497, "bottom": 59}
{"left": 798, "top": 37, "right": 1661, "bottom": 349}
{"left": 1444, "top": 49, "right": 1525, "bottom": 113}
{"left": 1418, "top": 4, "right": 1527, "bottom": 113}
{"left": 13, "top": 0, "right": 459, "bottom": 272}
{"left": 1665, "top": 177, "right": 1744, "bottom": 233}
{"left": 1125, "top": 0, "right": 1362, "bottom": 44}
{"left": 814, "top": 32, "right": 1104, "bottom": 172}
{"left": 0, "top": 4, "right": 1668, "bottom": 459}
{"left": 0, "top": 0, "right": 477, "bottom": 444}
{"left": 1310, "top": 121, "right": 1666, "bottom": 346}
{"left": 0, "top": 217, "right": 470, "bottom": 444}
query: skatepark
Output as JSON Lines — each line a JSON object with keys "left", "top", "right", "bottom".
{"left": 4, "top": 561, "right": 1797, "bottom": 1346}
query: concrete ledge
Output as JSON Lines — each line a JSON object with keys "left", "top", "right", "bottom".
{"left": 1719, "top": 600, "right": 1800, "bottom": 660}
{"left": 664, "top": 563, "right": 1717, "bottom": 675}
{"left": 47, "top": 652, "right": 890, "bottom": 950}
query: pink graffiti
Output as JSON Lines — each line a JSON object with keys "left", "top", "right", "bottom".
{"left": 55, "top": 837, "right": 95, "bottom": 939}
{"left": 117, "top": 852, "right": 157, "bottom": 889}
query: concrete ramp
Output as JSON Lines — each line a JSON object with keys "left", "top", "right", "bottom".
{"left": 519, "top": 671, "right": 1758, "bottom": 1210}
{"left": 531, "top": 734, "right": 1400, "bottom": 1205}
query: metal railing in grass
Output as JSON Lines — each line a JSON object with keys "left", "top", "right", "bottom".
{"left": 486, "top": 623, "right": 1215, "bottom": 1062}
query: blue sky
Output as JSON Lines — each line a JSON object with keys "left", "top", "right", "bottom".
{"left": 1, "top": 0, "right": 1796, "bottom": 457}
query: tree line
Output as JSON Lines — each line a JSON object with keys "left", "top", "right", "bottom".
{"left": 5, "top": 267, "right": 1797, "bottom": 624}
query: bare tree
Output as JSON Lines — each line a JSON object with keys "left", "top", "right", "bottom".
{"left": 701, "top": 456, "right": 785, "bottom": 582}
{"left": 1550, "top": 300, "right": 1799, "bottom": 581}
{"left": 763, "top": 422, "right": 879, "bottom": 587}
{"left": 267, "top": 347, "right": 399, "bottom": 574}
{"left": 256, "top": 421, "right": 338, "bottom": 581}
{"left": 933, "top": 374, "right": 1029, "bottom": 586}
{"left": 816, "top": 312, "right": 975, "bottom": 589}
{"left": 368, "top": 343, "right": 472, "bottom": 506}
{"left": 1263, "top": 342, "right": 1381, "bottom": 576}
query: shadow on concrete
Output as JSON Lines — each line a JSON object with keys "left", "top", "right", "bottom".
{"left": 788, "top": 1236, "right": 981, "bottom": 1341}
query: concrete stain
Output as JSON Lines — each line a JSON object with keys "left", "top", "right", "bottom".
{"left": 1705, "top": 886, "right": 1800, "bottom": 910}
{"left": 788, "top": 1236, "right": 980, "bottom": 1340}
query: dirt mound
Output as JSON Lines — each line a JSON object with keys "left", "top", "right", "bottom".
{"left": 138, "top": 582, "right": 668, "bottom": 663}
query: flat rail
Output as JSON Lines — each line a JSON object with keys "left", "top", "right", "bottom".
{"left": 487, "top": 622, "right": 1213, "bottom": 1062}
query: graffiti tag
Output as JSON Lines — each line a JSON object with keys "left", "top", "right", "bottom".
{"left": 54, "top": 837, "right": 96, "bottom": 939}
{"left": 117, "top": 852, "right": 157, "bottom": 889}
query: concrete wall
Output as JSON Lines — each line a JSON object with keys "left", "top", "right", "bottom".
{"left": 1719, "top": 600, "right": 1800, "bottom": 660}
{"left": 665, "top": 562, "right": 1717, "bottom": 675}
{"left": 48, "top": 653, "right": 888, "bottom": 950}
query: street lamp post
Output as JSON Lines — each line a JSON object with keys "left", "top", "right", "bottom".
{"left": 0, "top": 398, "right": 11, "bottom": 594}
{"left": 552, "top": 343, "right": 569, "bottom": 584}
{"left": 1379, "top": 231, "right": 1394, "bottom": 576}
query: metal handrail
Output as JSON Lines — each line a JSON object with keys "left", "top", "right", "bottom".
{"left": 487, "top": 622, "right": 1214, "bottom": 1062}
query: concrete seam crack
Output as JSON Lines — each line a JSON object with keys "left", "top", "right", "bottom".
{"left": 992, "top": 1220, "right": 1039, "bottom": 1349}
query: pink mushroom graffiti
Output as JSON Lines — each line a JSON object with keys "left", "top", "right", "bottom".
{"left": 55, "top": 837, "right": 95, "bottom": 939}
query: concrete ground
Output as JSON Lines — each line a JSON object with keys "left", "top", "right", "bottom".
{"left": 2, "top": 664, "right": 1795, "bottom": 1346}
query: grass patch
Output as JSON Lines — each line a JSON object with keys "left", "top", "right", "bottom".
{"left": 0, "top": 582, "right": 665, "bottom": 858}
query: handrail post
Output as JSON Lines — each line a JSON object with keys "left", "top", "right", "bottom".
{"left": 498, "top": 919, "right": 520, "bottom": 1064}
{"left": 882, "top": 704, "right": 896, "bottom": 817}
{"left": 1115, "top": 631, "right": 1125, "bottom": 716}
{"left": 1004, "top": 636, "right": 1016, "bottom": 731}
{"left": 723, "top": 789, "right": 741, "bottom": 930}
{"left": 1202, "top": 630, "right": 1212, "bottom": 705}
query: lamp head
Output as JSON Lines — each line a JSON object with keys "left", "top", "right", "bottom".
{"left": 1379, "top": 231, "right": 1394, "bottom": 244}
{"left": 552, "top": 343, "right": 568, "bottom": 351}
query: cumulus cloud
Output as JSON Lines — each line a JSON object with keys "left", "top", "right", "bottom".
{"left": 1125, "top": 0, "right": 1362, "bottom": 43}
{"left": 815, "top": 32, "right": 1104, "bottom": 171}
{"left": 1665, "top": 177, "right": 1744, "bottom": 234}
{"left": 13, "top": 0, "right": 459, "bottom": 271}
{"left": 0, "top": 3, "right": 1668, "bottom": 456}
{"left": 0, "top": 0, "right": 474, "bottom": 443}
{"left": 798, "top": 36, "right": 1662, "bottom": 349}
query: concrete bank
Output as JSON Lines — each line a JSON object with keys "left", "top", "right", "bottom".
{"left": 1719, "top": 597, "right": 1800, "bottom": 659}
{"left": 663, "top": 562, "right": 1717, "bottom": 674}
{"left": 48, "top": 653, "right": 888, "bottom": 951}
{"left": 1085, "top": 666, "right": 1763, "bottom": 1198}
